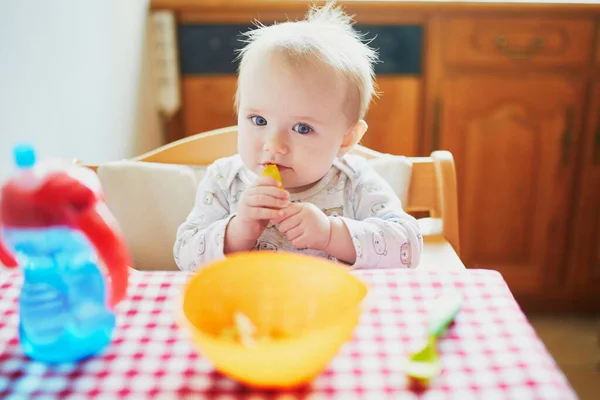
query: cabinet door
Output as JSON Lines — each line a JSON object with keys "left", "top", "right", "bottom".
{"left": 361, "top": 77, "right": 421, "bottom": 156}
{"left": 567, "top": 83, "right": 600, "bottom": 294}
{"left": 437, "top": 76, "right": 585, "bottom": 295}
{"left": 182, "top": 76, "right": 238, "bottom": 137}
{"left": 176, "top": 22, "right": 424, "bottom": 146}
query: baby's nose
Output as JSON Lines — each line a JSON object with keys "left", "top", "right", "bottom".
{"left": 263, "top": 130, "right": 289, "bottom": 155}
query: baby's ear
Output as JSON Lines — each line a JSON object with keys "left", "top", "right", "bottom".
{"left": 338, "top": 119, "right": 368, "bottom": 157}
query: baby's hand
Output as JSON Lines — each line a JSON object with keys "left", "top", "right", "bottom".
{"left": 234, "top": 176, "right": 290, "bottom": 240}
{"left": 274, "top": 203, "right": 331, "bottom": 250}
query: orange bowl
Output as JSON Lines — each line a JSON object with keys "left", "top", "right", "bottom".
{"left": 176, "top": 251, "right": 368, "bottom": 389}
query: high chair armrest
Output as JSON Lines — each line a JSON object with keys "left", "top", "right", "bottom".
{"left": 419, "top": 235, "right": 465, "bottom": 271}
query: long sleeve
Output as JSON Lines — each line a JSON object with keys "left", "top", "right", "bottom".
{"left": 173, "top": 162, "right": 234, "bottom": 271}
{"left": 340, "top": 161, "right": 423, "bottom": 269}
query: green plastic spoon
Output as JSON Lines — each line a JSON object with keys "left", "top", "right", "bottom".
{"left": 404, "top": 290, "right": 463, "bottom": 386}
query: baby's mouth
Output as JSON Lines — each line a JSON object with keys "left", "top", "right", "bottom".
{"left": 262, "top": 163, "right": 290, "bottom": 171}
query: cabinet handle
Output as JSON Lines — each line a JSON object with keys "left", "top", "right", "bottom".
{"left": 594, "top": 109, "right": 600, "bottom": 165}
{"left": 432, "top": 97, "right": 441, "bottom": 150}
{"left": 495, "top": 35, "right": 544, "bottom": 60}
{"left": 561, "top": 107, "right": 574, "bottom": 166}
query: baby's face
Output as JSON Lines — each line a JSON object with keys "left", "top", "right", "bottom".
{"left": 237, "top": 53, "right": 356, "bottom": 192}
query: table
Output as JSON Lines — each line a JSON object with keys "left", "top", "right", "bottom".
{"left": 0, "top": 269, "right": 576, "bottom": 399}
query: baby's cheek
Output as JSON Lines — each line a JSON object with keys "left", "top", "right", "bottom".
{"left": 301, "top": 153, "right": 334, "bottom": 180}
{"left": 238, "top": 146, "right": 257, "bottom": 171}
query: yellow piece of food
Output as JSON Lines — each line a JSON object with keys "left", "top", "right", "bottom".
{"left": 219, "top": 312, "right": 272, "bottom": 348}
{"left": 262, "top": 164, "right": 284, "bottom": 189}
{"left": 234, "top": 312, "right": 257, "bottom": 347}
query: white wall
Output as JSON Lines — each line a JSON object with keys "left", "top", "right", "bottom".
{"left": 0, "top": 0, "right": 163, "bottom": 182}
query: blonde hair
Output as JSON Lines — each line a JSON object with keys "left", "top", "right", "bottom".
{"left": 234, "top": 2, "right": 378, "bottom": 121}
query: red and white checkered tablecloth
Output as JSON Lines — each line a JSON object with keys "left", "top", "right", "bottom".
{"left": 0, "top": 269, "right": 576, "bottom": 399}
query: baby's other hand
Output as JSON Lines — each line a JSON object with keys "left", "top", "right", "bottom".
{"left": 274, "top": 203, "right": 331, "bottom": 250}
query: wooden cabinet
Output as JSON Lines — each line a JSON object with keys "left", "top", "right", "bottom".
{"left": 438, "top": 76, "right": 585, "bottom": 295}
{"left": 151, "top": 0, "right": 600, "bottom": 310}
{"left": 428, "top": 13, "right": 599, "bottom": 307}
{"left": 566, "top": 83, "right": 600, "bottom": 298}
{"left": 182, "top": 75, "right": 423, "bottom": 156}
{"left": 175, "top": 20, "right": 424, "bottom": 157}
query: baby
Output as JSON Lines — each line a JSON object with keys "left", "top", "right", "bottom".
{"left": 174, "top": 3, "right": 422, "bottom": 271}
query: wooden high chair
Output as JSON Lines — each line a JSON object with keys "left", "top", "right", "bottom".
{"left": 87, "top": 126, "right": 464, "bottom": 270}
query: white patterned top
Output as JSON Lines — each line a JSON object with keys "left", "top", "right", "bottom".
{"left": 174, "top": 154, "right": 422, "bottom": 271}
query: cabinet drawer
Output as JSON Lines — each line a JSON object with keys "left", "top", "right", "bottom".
{"left": 442, "top": 18, "right": 594, "bottom": 67}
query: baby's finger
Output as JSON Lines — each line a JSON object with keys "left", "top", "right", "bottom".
{"left": 247, "top": 206, "right": 285, "bottom": 221}
{"left": 245, "top": 193, "right": 290, "bottom": 209}
{"left": 246, "top": 185, "right": 289, "bottom": 200}
{"left": 271, "top": 202, "right": 302, "bottom": 224}
{"left": 291, "top": 235, "right": 308, "bottom": 250}
{"left": 285, "top": 224, "right": 304, "bottom": 242}
{"left": 276, "top": 214, "right": 302, "bottom": 233}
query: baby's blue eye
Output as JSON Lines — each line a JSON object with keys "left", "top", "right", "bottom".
{"left": 293, "top": 123, "right": 312, "bottom": 135}
{"left": 251, "top": 116, "right": 267, "bottom": 126}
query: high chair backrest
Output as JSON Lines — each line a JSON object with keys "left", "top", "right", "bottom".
{"left": 87, "top": 125, "right": 460, "bottom": 254}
